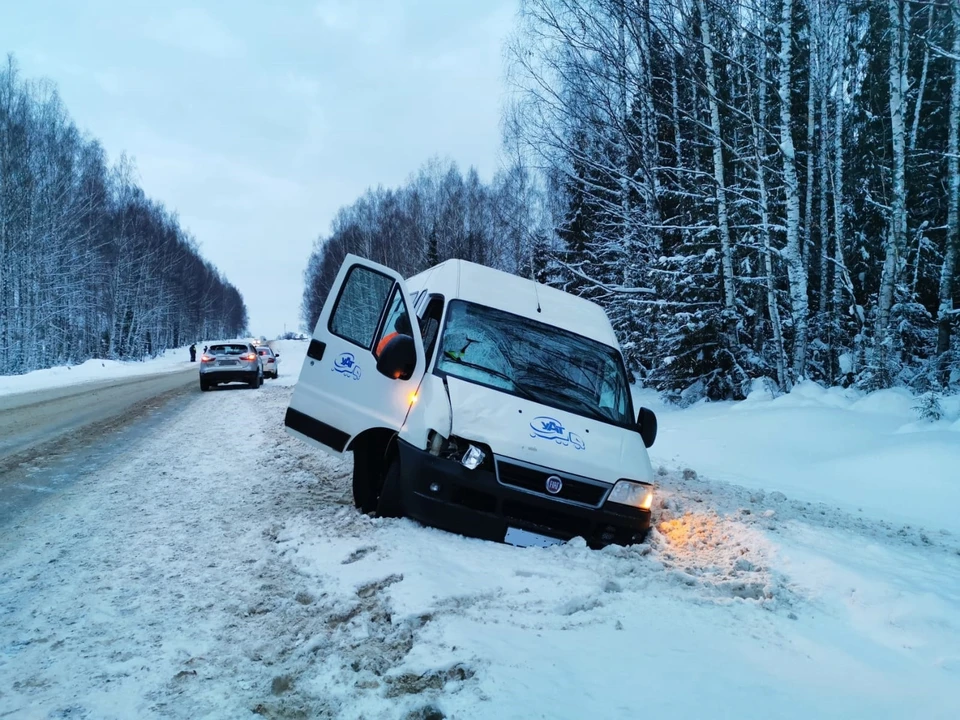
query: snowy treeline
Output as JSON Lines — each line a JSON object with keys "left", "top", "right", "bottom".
{"left": 506, "top": 0, "right": 960, "bottom": 401}
{"left": 303, "top": 0, "right": 960, "bottom": 402}
{"left": 300, "top": 157, "right": 553, "bottom": 329}
{"left": 0, "top": 58, "right": 247, "bottom": 374}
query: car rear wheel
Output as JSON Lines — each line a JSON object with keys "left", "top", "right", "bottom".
{"left": 249, "top": 373, "right": 261, "bottom": 389}
{"left": 200, "top": 378, "right": 209, "bottom": 392}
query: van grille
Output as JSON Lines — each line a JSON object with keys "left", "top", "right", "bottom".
{"left": 495, "top": 460, "right": 607, "bottom": 507}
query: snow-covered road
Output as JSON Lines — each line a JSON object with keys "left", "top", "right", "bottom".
{"left": 1, "top": 342, "right": 958, "bottom": 719}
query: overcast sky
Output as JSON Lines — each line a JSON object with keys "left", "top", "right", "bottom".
{"left": 0, "top": 0, "right": 516, "bottom": 336}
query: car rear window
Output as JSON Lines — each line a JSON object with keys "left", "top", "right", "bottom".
{"left": 210, "top": 344, "right": 249, "bottom": 355}
{"left": 258, "top": 348, "right": 273, "bottom": 356}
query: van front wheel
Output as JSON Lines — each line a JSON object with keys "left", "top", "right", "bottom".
{"left": 352, "top": 445, "right": 379, "bottom": 513}
{"left": 376, "top": 457, "right": 403, "bottom": 518}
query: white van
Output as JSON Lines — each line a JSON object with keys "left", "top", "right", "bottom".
{"left": 284, "top": 254, "right": 658, "bottom": 548}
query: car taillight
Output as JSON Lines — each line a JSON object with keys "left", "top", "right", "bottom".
{"left": 241, "top": 353, "right": 257, "bottom": 361}
{"left": 201, "top": 355, "right": 215, "bottom": 362}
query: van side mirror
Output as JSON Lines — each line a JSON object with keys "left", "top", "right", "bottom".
{"left": 637, "top": 407, "right": 657, "bottom": 448}
{"left": 376, "top": 334, "right": 416, "bottom": 380}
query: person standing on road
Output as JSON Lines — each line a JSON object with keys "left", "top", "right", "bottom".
{"left": 189, "top": 343, "right": 197, "bottom": 362}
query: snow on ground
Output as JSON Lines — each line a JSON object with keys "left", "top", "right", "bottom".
{"left": 1, "top": 340, "right": 958, "bottom": 719}
{"left": 633, "top": 381, "right": 960, "bottom": 535}
{"left": 270, "top": 340, "right": 308, "bottom": 388}
{"left": 0, "top": 347, "right": 195, "bottom": 398}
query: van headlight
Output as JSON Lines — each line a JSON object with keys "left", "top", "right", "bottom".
{"left": 460, "top": 444, "right": 486, "bottom": 470}
{"left": 427, "top": 431, "right": 490, "bottom": 471}
{"left": 607, "top": 480, "right": 654, "bottom": 510}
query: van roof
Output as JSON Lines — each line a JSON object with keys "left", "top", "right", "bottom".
{"left": 406, "top": 259, "right": 620, "bottom": 348}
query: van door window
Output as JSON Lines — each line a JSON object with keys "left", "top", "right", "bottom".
{"left": 412, "top": 289, "right": 426, "bottom": 313}
{"left": 375, "top": 288, "right": 413, "bottom": 357}
{"left": 329, "top": 266, "right": 395, "bottom": 350}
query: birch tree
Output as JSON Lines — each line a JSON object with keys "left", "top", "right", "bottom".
{"left": 697, "top": 0, "right": 737, "bottom": 316}
{"left": 778, "top": 0, "right": 810, "bottom": 379}
{"left": 937, "top": 2, "right": 959, "bottom": 358}
{"left": 875, "top": 0, "right": 911, "bottom": 382}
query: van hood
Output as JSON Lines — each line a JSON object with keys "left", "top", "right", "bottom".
{"left": 445, "top": 376, "right": 654, "bottom": 485}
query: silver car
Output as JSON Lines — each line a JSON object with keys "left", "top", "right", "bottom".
{"left": 199, "top": 341, "right": 263, "bottom": 391}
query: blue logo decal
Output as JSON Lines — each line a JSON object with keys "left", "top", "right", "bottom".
{"left": 530, "top": 416, "right": 585, "bottom": 450}
{"left": 333, "top": 352, "right": 361, "bottom": 380}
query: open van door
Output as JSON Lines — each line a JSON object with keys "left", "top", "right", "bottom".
{"left": 285, "top": 254, "right": 426, "bottom": 457}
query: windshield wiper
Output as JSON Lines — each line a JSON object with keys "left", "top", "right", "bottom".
{"left": 444, "top": 355, "right": 538, "bottom": 402}
{"left": 547, "top": 389, "right": 613, "bottom": 424}
{"left": 528, "top": 362, "right": 598, "bottom": 398}
{"left": 525, "top": 362, "right": 617, "bottom": 424}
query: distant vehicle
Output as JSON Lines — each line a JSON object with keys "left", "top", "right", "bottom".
{"left": 283, "top": 255, "right": 658, "bottom": 549}
{"left": 257, "top": 345, "right": 280, "bottom": 379}
{"left": 199, "top": 341, "right": 263, "bottom": 391}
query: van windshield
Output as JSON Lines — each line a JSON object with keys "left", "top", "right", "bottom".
{"left": 435, "top": 300, "right": 633, "bottom": 426}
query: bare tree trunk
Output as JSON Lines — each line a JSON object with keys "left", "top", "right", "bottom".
{"left": 831, "top": 84, "right": 848, "bottom": 324}
{"left": 669, "top": 44, "right": 682, "bottom": 166}
{"left": 618, "top": 0, "right": 632, "bottom": 284}
{"left": 697, "top": 0, "right": 736, "bottom": 313}
{"left": 668, "top": 27, "right": 689, "bottom": 246}
{"left": 778, "top": 0, "right": 809, "bottom": 379}
{"left": 746, "top": 29, "right": 788, "bottom": 391}
{"left": 802, "top": 25, "right": 818, "bottom": 280}
{"left": 818, "top": 90, "right": 830, "bottom": 316}
{"left": 908, "top": 3, "right": 933, "bottom": 154}
{"left": 910, "top": 222, "right": 928, "bottom": 295}
{"left": 636, "top": 0, "right": 661, "bottom": 252}
{"left": 877, "top": 0, "right": 910, "bottom": 374}
{"left": 937, "top": 3, "right": 960, "bottom": 356}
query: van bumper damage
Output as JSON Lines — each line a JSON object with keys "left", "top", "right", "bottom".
{"left": 396, "top": 439, "right": 650, "bottom": 549}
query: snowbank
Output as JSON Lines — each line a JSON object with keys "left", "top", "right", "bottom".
{"left": 0, "top": 338, "right": 311, "bottom": 398}
{"left": 269, "top": 339, "right": 309, "bottom": 388}
{"left": 0, "top": 347, "right": 194, "bottom": 397}
{"left": 634, "top": 380, "right": 960, "bottom": 535}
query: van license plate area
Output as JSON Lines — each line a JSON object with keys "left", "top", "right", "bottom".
{"left": 504, "top": 527, "right": 565, "bottom": 548}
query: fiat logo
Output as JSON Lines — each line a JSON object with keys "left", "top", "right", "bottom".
{"left": 545, "top": 475, "right": 563, "bottom": 495}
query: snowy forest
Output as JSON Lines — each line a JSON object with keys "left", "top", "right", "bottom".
{"left": 302, "top": 0, "right": 960, "bottom": 405}
{"left": 0, "top": 57, "right": 247, "bottom": 374}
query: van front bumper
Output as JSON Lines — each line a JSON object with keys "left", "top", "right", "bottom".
{"left": 396, "top": 440, "right": 650, "bottom": 548}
